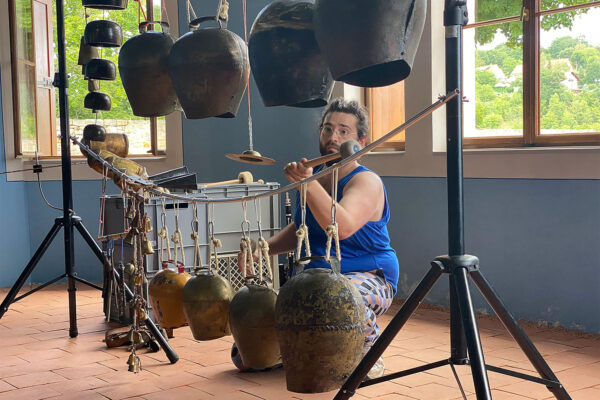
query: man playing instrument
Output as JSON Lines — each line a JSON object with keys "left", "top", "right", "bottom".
{"left": 238, "top": 98, "right": 399, "bottom": 379}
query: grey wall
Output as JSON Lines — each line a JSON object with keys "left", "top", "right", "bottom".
{"left": 25, "top": 180, "right": 109, "bottom": 285}
{"left": 386, "top": 177, "right": 600, "bottom": 333}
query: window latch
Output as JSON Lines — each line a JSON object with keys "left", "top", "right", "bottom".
{"left": 520, "top": 6, "right": 530, "bottom": 22}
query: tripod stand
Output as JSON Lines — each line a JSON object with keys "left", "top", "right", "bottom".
{"left": 334, "top": 2, "right": 571, "bottom": 399}
{"left": 0, "top": 0, "right": 177, "bottom": 364}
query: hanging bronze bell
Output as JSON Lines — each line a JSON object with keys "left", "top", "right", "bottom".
{"left": 84, "top": 91, "right": 111, "bottom": 112}
{"left": 82, "top": 124, "right": 106, "bottom": 142}
{"left": 313, "top": 0, "right": 427, "bottom": 87}
{"left": 229, "top": 284, "right": 281, "bottom": 369}
{"left": 77, "top": 35, "right": 99, "bottom": 74}
{"left": 249, "top": 1, "right": 333, "bottom": 108}
{"left": 127, "top": 352, "right": 141, "bottom": 373}
{"left": 88, "top": 79, "right": 100, "bottom": 92}
{"left": 275, "top": 259, "right": 366, "bottom": 393}
{"left": 82, "top": 0, "right": 128, "bottom": 10}
{"left": 85, "top": 58, "right": 116, "bottom": 81}
{"left": 142, "top": 237, "right": 154, "bottom": 254}
{"left": 119, "top": 21, "right": 180, "bottom": 117}
{"left": 168, "top": 16, "right": 248, "bottom": 119}
{"left": 81, "top": 132, "right": 129, "bottom": 158}
{"left": 84, "top": 20, "right": 123, "bottom": 48}
{"left": 182, "top": 268, "right": 235, "bottom": 340}
{"left": 148, "top": 264, "right": 192, "bottom": 331}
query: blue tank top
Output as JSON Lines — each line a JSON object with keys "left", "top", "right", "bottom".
{"left": 293, "top": 165, "right": 399, "bottom": 292}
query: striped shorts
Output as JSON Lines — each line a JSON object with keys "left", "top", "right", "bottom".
{"left": 345, "top": 271, "right": 394, "bottom": 345}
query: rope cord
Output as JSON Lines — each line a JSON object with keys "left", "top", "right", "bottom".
{"left": 133, "top": 0, "right": 148, "bottom": 24}
{"left": 191, "top": 202, "right": 203, "bottom": 269}
{"left": 325, "top": 169, "right": 341, "bottom": 262}
{"left": 295, "top": 183, "right": 311, "bottom": 264}
{"left": 255, "top": 198, "right": 272, "bottom": 283}
{"left": 0, "top": 160, "right": 87, "bottom": 175}
{"left": 186, "top": 0, "right": 197, "bottom": 24}
{"left": 171, "top": 200, "right": 185, "bottom": 267}
{"left": 161, "top": 0, "right": 170, "bottom": 25}
{"left": 158, "top": 197, "right": 171, "bottom": 264}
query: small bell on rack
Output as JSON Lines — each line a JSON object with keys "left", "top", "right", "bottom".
{"left": 127, "top": 352, "right": 141, "bottom": 373}
{"left": 124, "top": 262, "right": 136, "bottom": 275}
{"left": 142, "top": 237, "right": 154, "bottom": 254}
{"left": 123, "top": 228, "right": 138, "bottom": 245}
{"left": 143, "top": 215, "right": 153, "bottom": 233}
{"left": 132, "top": 330, "right": 144, "bottom": 346}
{"left": 126, "top": 201, "right": 136, "bottom": 219}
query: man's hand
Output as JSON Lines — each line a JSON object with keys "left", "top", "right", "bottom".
{"left": 284, "top": 158, "right": 313, "bottom": 183}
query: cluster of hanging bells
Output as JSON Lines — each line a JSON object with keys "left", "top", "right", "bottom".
{"left": 113, "top": 0, "right": 425, "bottom": 118}
{"left": 110, "top": 0, "right": 427, "bottom": 391}
{"left": 77, "top": 0, "right": 126, "bottom": 173}
{"left": 118, "top": 14, "right": 248, "bottom": 119}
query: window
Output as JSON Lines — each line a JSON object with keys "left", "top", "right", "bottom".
{"left": 463, "top": 0, "right": 600, "bottom": 148}
{"left": 8, "top": 0, "right": 166, "bottom": 158}
{"left": 365, "top": 81, "right": 406, "bottom": 151}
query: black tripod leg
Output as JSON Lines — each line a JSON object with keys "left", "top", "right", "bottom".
{"left": 0, "top": 219, "right": 63, "bottom": 319}
{"left": 73, "top": 218, "right": 110, "bottom": 270}
{"left": 452, "top": 267, "right": 492, "bottom": 400}
{"left": 470, "top": 270, "right": 572, "bottom": 400}
{"left": 334, "top": 261, "right": 445, "bottom": 400}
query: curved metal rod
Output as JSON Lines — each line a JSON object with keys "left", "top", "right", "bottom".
{"left": 73, "top": 90, "right": 458, "bottom": 204}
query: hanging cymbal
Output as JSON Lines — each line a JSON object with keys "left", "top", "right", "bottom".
{"left": 226, "top": 150, "right": 276, "bottom": 165}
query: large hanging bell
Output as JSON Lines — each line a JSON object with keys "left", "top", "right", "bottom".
{"left": 84, "top": 91, "right": 111, "bottom": 112}
{"left": 84, "top": 20, "right": 123, "bottom": 48}
{"left": 275, "top": 259, "right": 366, "bottom": 393}
{"left": 119, "top": 21, "right": 179, "bottom": 117}
{"left": 82, "top": 0, "right": 128, "bottom": 10}
{"left": 85, "top": 59, "right": 116, "bottom": 81}
{"left": 313, "top": 0, "right": 427, "bottom": 87}
{"left": 148, "top": 264, "right": 192, "bottom": 331}
{"left": 82, "top": 124, "right": 106, "bottom": 142}
{"left": 229, "top": 284, "right": 281, "bottom": 369}
{"left": 81, "top": 132, "right": 128, "bottom": 159}
{"left": 77, "top": 36, "right": 99, "bottom": 73}
{"left": 249, "top": 1, "right": 333, "bottom": 108}
{"left": 182, "top": 268, "right": 234, "bottom": 340}
{"left": 168, "top": 16, "right": 248, "bottom": 119}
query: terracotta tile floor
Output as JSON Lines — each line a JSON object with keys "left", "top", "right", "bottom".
{"left": 0, "top": 284, "right": 599, "bottom": 400}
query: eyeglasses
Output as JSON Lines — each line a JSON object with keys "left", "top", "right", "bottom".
{"left": 320, "top": 125, "right": 355, "bottom": 138}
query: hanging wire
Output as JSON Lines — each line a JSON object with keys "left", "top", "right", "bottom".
{"left": 0, "top": 160, "right": 87, "bottom": 175}
{"left": 242, "top": 0, "right": 253, "bottom": 151}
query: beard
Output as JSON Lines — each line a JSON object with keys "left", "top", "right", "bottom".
{"left": 319, "top": 142, "right": 340, "bottom": 166}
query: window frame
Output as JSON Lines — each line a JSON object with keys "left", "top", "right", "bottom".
{"left": 462, "top": 0, "right": 600, "bottom": 149}
{"left": 365, "top": 82, "right": 406, "bottom": 152}
{"left": 1, "top": 0, "right": 182, "bottom": 181}
{"left": 7, "top": 0, "right": 166, "bottom": 159}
